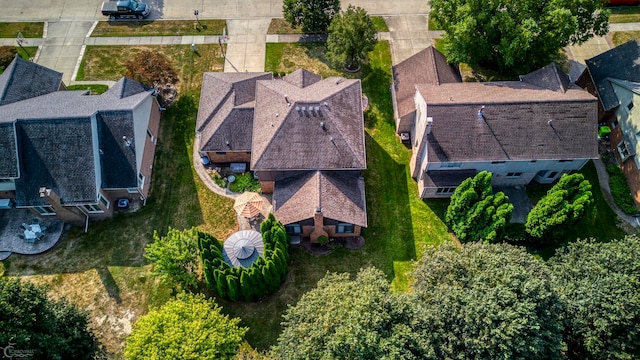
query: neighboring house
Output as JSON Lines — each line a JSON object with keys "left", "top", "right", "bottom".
{"left": 0, "top": 56, "right": 161, "bottom": 225}
{"left": 392, "top": 47, "right": 598, "bottom": 198}
{"left": 576, "top": 40, "right": 640, "bottom": 207}
{"left": 197, "top": 69, "right": 367, "bottom": 241}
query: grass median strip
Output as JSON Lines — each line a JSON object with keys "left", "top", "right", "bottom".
{"left": 91, "top": 19, "right": 226, "bottom": 37}
{"left": 610, "top": 6, "right": 640, "bottom": 23}
{"left": 267, "top": 16, "right": 388, "bottom": 34}
{"left": 612, "top": 31, "right": 640, "bottom": 46}
{"left": 0, "top": 22, "right": 44, "bottom": 38}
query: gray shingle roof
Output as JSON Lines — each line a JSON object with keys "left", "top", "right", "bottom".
{"left": 519, "top": 63, "right": 571, "bottom": 93}
{"left": 251, "top": 76, "right": 366, "bottom": 170}
{"left": 283, "top": 69, "right": 322, "bottom": 88}
{"left": 392, "top": 46, "right": 461, "bottom": 120}
{"left": 14, "top": 118, "right": 97, "bottom": 206}
{"left": 583, "top": 40, "right": 640, "bottom": 111}
{"left": 106, "top": 77, "right": 152, "bottom": 99}
{"left": 0, "top": 123, "right": 18, "bottom": 178}
{"left": 196, "top": 72, "right": 272, "bottom": 132}
{"left": 0, "top": 56, "right": 63, "bottom": 106}
{"left": 416, "top": 82, "right": 598, "bottom": 162}
{"left": 197, "top": 72, "right": 272, "bottom": 152}
{"left": 97, "top": 111, "right": 137, "bottom": 189}
{"left": 273, "top": 171, "right": 367, "bottom": 227}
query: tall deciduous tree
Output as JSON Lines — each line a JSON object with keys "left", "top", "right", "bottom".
{"left": 145, "top": 227, "right": 200, "bottom": 289}
{"left": 430, "top": 0, "right": 609, "bottom": 73}
{"left": 525, "top": 173, "right": 593, "bottom": 241}
{"left": 0, "top": 278, "right": 99, "bottom": 359}
{"left": 283, "top": 0, "right": 340, "bottom": 34}
{"left": 549, "top": 237, "right": 640, "bottom": 359}
{"left": 124, "top": 293, "right": 247, "bottom": 360}
{"left": 412, "top": 243, "right": 566, "bottom": 359}
{"left": 276, "top": 267, "right": 415, "bottom": 359}
{"left": 327, "top": 5, "right": 378, "bottom": 70}
{"left": 445, "top": 171, "right": 513, "bottom": 243}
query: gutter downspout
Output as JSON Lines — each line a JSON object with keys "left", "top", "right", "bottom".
{"left": 84, "top": 212, "right": 89, "bottom": 233}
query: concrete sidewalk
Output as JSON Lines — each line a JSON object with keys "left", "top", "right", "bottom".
{"left": 223, "top": 19, "right": 271, "bottom": 72}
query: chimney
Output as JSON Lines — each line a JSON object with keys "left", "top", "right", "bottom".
{"left": 426, "top": 117, "right": 433, "bottom": 135}
{"left": 314, "top": 207, "right": 323, "bottom": 228}
{"left": 295, "top": 106, "right": 301, "bottom": 116}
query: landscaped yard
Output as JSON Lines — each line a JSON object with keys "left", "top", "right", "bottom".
{"left": 0, "top": 22, "right": 44, "bottom": 37}
{"left": 612, "top": 31, "right": 640, "bottom": 46}
{"left": 90, "top": 19, "right": 226, "bottom": 37}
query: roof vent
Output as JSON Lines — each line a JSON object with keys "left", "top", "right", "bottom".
{"left": 302, "top": 106, "right": 309, "bottom": 117}
{"left": 122, "top": 136, "right": 132, "bottom": 147}
{"left": 477, "top": 106, "right": 485, "bottom": 121}
{"left": 316, "top": 106, "right": 322, "bottom": 117}
{"left": 296, "top": 106, "right": 301, "bottom": 116}
{"left": 320, "top": 121, "right": 326, "bottom": 131}
{"left": 426, "top": 117, "right": 433, "bottom": 135}
{"left": 99, "top": 149, "right": 104, "bottom": 155}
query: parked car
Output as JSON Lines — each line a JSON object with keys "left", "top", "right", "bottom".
{"left": 101, "top": 0, "right": 150, "bottom": 19}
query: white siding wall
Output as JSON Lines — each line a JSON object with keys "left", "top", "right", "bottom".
{"left": 612, "top": 82, "right": 640, "bottom": 167}
{"left": 132, "top": 95, "right": 153, "bottom": 174}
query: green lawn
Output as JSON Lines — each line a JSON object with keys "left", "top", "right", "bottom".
{"left": 612, "top": 31, "right": 640, "bottom": 46}
{"left": 525, "top": 161, "right": 628, "bottom": 259}
{"left": 267, "top": 17, "right": 388, "bottom": 34}
{"left": 0, "top": 22, "right": 44, "bottom": 38}
{"left": 66, "top": 84, "right": 110, "bottom": 94}
{"left": 610, "top": 6, "right": 640, "bottom": 23}
{"left": 91, "top": 19, "right": 226, "bottom": 37}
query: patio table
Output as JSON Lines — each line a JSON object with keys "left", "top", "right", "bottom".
{"left": 24, "top": 229, "right": 37, "bottom": 242}
{"left": 30, "top": 224, "right": 41, "bottom": 233}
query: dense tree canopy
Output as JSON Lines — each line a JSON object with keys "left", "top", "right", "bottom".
{"left": 430, "top": 0, "right": 609, "bottom": 73}
{"left": 124, "top": 293, "right": 247, "bottom": 360}
{"left": 283, "top": 0, "right": 340, "bottom": 34}
{"left": 412, "top": 243, "right": 566, "bottom": 359}
{"left": 549, "top": 237, "right": 640, "bottom": 359}
{"left": 445, "top": 171, "right": 513, "bottom": 243}
{"left": 0, "top": 277, "right": 99, "bottom": 360}
{"left": 145, "top": 227, "right": 200, "bottom": 289}
{"left": 525, "top": 173, "right": 593, "bottom": 241}
{"left": 327, "top": 5, "right": 378, "bottom": 70}
{"left": 276, "top": 267, "right": 415, "bottom": 359}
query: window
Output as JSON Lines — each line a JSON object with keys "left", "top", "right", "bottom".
{"left": 127, "top": 188, "right": 138, "bottom": 193}
{"left": 147, "top": 128, "right": 155, "bottom": 143}
{"left": 285, "top": 224, "right": 301, "bottom": 234}
{"left": 618, "top": 141, "right": 631, "bottom": 161}
{"left": 506, "top": 172, "right": 522, "bottom": 178}
{"left": 547, "top": 171, "right": 558, "bottom": 179}
{"left": 99, "top": 194, "right": 109, "bottom": 208}
{"left": 491, "top": 161, "right": 506, "bottom": 164}
{"left": 530, "top": 160, "right": 537, "bottom": 163}
{"left": 138, "top": 173, "right": 145, "bottom": 189}
{"left": 628, "top": 102, "right": 635, "bottom": 112}
{"left": 436, "top": 187, "right": 457, "bottom": 194}
{"left": 215, "top": 151, "right": 226, "bottom": 155}
{"left": 536, "top": 170, "right": 546, "bottom": 178}
{"left": 0, "top": 179, "right": 12, "bottom": 183}
{"left": 558, "top": 159, "right": 573, "bottom": 163}
{"left": 81, "top": 204, "right": 103, "bottom": 213}
{"left": 441, "top": 162, "right": 462, "bottom": 168}
{"left": 33, "top": 206, "right": 55, "bottom": 215}
{"left": 337, "top": 223, "right": 355, "bottom": 234}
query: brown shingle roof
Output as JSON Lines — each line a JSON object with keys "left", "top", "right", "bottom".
{"left": 283, "top": 69, "right": 322, "bottom": 88}
{"left": 251, "top": 75, "right": 366, "bottom": 170}
{"left": 392, "top": 46, "right": 461, "bottom": 120}
{"left": 197, "top": 72, "right": 272, "bottom": 152}
{"left": 416, "top": 82, "right": 598, "bottom": 162}
{"left": 273, "top": 171, "right": 367, "bottom": 227}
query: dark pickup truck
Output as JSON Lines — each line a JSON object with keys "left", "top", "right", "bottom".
{"left": 101, "top": 0, "right": 150, "bottom": 19}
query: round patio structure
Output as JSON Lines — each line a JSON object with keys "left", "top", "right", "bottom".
{"left": 222, "top": 230, "right": 264, "bottom": 268}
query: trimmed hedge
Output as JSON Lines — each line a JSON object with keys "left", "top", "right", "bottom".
{"left": 606, "top": 164, "right": 638, "bottom": 215}
{"left": 199, "top": 213, "right": 290, "bottom": 301}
